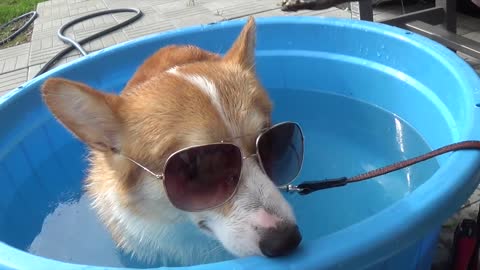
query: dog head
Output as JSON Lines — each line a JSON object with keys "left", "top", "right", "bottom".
{"left": 41, "top": 17, "right": 301, "bottom": 259}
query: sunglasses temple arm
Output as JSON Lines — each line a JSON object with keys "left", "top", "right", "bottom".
{"left": 123, "top": 155, "right": 163, "bottom": 180}
{"left": 281, "top": 177, "right": 348, "bottom": 195}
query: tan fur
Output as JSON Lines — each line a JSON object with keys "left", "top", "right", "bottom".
{"left": 41, "top": 17, "right": 288, "bottom": 262}
{"left": 224, "top": 17, "right": 256, "bottom": 70}
{"left": 125, "top": 45, "right": 221, "bottom": 89}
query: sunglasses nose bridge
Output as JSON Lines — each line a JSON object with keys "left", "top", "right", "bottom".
{"left": 243, "top": 153, "right": 258, "bottom": 160}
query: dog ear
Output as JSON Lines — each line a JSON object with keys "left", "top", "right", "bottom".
{"left": 224, "top": 16, "right": 256, "bottom": 70}
{"left": 42, "top": 78, "right": 122, "bottom": 153}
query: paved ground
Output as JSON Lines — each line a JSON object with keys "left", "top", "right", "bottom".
{"left": 1, "top": 0, "right": 480, "bottom": 268}
{"left": 0, "top": 1, "right": 479, "bottom": 90}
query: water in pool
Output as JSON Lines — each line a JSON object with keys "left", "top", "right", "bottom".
{"left": 0, "top": 89, "right": 439, "bottom": 268}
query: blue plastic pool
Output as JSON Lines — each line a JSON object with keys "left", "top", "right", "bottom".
{"left": 1, "top": 16, "right": 480, "bottom": 270}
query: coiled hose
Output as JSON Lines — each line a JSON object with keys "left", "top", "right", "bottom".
{"left": 34, "top": 8, "right": 143, "bottom": 78}
{"left": 0, "top": 11, "right": 38, "bottom": 46}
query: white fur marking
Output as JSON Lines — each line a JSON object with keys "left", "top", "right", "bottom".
{"left": 169, "top": 70, "right": 235, "bottom": 136}
{"left": 166, "top": 66, "right": 179, "bottom": 74}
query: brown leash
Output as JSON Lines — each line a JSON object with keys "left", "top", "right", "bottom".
{"left": 289, "top": 140, "right": 480, "bottom": 195}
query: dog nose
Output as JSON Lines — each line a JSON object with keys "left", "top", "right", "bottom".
{"left": 259, "top": 223, "right": 302, "bottom": 257}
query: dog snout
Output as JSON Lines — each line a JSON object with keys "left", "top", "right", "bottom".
{"left": 259, "top": 223, "right": 302, "bottom": 257}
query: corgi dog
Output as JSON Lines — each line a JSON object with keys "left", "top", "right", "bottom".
{"left": 41, "top": 17, "right": 302, "bottom": 265}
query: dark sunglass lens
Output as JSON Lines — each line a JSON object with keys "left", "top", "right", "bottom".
{"left": 163, "top": 144, "right": 242, "bottom": 211}
{"left": 257, "top": 123, "right": 304, "bottom": 186}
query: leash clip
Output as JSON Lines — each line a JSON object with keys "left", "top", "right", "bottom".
{"left": 280, "top": 177, "right": 348, "bottom": 195}
{"left": 280, "top": 185, "right": 305, "bottom": 193}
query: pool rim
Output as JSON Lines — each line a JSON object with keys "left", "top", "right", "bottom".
{"left": 1, "top": 16, "right": 480, "bottom": 270}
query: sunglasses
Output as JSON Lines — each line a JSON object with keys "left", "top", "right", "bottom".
{"left": 123, "top": 122, "right": 304, "bottom": 212}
